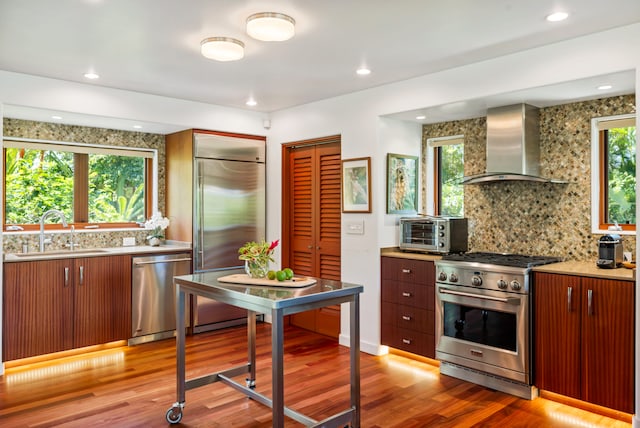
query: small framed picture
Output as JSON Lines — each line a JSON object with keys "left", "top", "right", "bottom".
{"left": 387, "top": 153, "right": 418, "bottom": 214}
{"left": 341, "top": 157, "right": 372, "bottom": 213}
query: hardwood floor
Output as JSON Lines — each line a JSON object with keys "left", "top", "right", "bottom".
{"left": 0, "top": 323, "right": 632, "bottom": 427}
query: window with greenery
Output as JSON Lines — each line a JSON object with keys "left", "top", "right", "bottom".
{"left": 4, "top": 139, "right": 155, "bottom": 228}
{"left": 427, "top": 136, "right": 464, "bottom": 217}
{"left": 591, "top": 114, "right": 636, "bottom": 232}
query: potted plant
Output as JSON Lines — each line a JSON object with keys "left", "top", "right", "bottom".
{"left": 144, "top": 212, "right": 170, "bottom": 246}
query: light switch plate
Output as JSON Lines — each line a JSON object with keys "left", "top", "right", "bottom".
{"left": 123, "top": 237, "right": 136, "bottom": 246}
{"left": 346, "top": 220, "right": 364, "bottom": 235}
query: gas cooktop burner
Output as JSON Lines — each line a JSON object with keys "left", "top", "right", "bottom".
{"left": 441, "top": 252, "right": 562, "bottom": 268}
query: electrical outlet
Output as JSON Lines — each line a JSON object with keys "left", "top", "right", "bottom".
{"left": 123, "top": 237, "right": 136, "bottom": 246}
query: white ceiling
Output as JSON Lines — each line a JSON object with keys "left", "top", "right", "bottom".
{"left": 0, "top": 0, "right": 639, "bottom": 131}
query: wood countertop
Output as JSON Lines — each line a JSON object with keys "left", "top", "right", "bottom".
{"left": 532, "top": 261, "right": 635, "bottom": 281}
{"left": 380, "top": 247, "right": 442, "bottom": 262}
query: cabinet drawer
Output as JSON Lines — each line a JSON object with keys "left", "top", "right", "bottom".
{"left": 381, "top": 257, "right": 427, "bottom": 282}
{"left": 381, "top": 280, "right": 434, "bottom": 309}
{"left": 382, "top": 303, "right": 433, "bottom": 331}
{"left": 381, "top": 324, "right": 434, "bottom": 358}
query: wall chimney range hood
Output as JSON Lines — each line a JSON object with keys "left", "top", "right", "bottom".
{"left": 463, "top": 103, "right": 567, "bottom": 184}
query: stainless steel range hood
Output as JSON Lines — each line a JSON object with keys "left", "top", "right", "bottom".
{"left": 463, "top": 103, "right": 566, "bottom": 184}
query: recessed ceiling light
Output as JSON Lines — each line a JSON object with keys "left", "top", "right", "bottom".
{"left": 83, "top": 72, "right": 100, "bottom": 79}
{"left": 546, "top": 12, "right": 568, "bottom": 22}
{"left": 356, "top": 67, "right": 371, "bottom": 76}
{"left": 416, "top": 115, "right": 426, "bottom": 120}
{"left": 246, "top": 99, "right": 257, "bottom": 107}
{"left": 201, "top": 37, "right": 245, "bottom": 61}
{"left": 51, "top": 115, "right": 63, "bottom": 120}
{"left": 133, "top": 125, "right": 142, "bottom": 129}
{"left": 597, "top": 84, "right": 613, "bottom": 90}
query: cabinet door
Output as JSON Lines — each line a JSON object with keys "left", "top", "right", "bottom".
{"left": 534, "top": 272, "right": 581, "bottom": 398}
{"left": 3, "top": 260, "right": 73, "bottom": 360}
{"left": 580, "top": 277, "right": 634, "bottom": 413}
{"left": 74, "top": 255, "right": 131, "bottom": 348}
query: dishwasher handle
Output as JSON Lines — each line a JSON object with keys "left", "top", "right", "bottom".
{"left": 133, "top": 257, "right": 192, "bottom": 267}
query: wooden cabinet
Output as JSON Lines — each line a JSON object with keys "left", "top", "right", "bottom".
{"left": 3, "top": 255, "right": 131, "bottom": 361}
{"left": 380, "top": 256, "right": 435, "bottom": 358}
{"left": 534, "top": 272, "right": 634, "bottom": 413}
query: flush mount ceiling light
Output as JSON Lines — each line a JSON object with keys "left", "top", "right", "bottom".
{"left": 356, "top": 67, "right": 371, "bottom": 76}
{"left": 201, "top": 37, "right": 245, "bottom": 61}
{"left": 246, "top": 12, "right": 295, "bottom": 41}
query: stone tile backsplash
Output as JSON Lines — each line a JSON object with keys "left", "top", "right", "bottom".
{"left": 422, "top": 95, "right": 636, "bottom": 261}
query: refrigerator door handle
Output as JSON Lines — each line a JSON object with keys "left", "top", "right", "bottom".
{"left": 197, "top": 164, "right": 206, "bottom": 271}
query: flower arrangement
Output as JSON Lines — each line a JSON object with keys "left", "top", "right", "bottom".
{"left": 144, "top": 212, "right": 170, "bottom": 240}
{"left": 238, "top": 238, "right": 279, "bottom": 264}
{"left": 238, "top": 239, "right": 279, "bottom": 278}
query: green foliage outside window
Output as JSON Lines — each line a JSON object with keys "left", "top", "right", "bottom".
{"left": 606, "top": 126, "right": 636, "bottom": 225}
{"left": 5, "top": 148, "right": 145, "bottom": 225}
{"left": 440, "top": 143, "right": 464, "bottom": 217}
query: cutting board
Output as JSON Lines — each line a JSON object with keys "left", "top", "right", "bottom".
{"left": 217, "top": 273, "right": 317, "bottom": 288}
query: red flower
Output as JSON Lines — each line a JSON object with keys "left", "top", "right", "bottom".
{"left": 268, "top": 239, "right": 279, "bottom": 252}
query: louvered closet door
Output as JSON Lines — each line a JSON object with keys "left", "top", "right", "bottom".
{"left": 287, "top": 140, "right": 341, "bottom": 337}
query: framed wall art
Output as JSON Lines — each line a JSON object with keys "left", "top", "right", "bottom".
{"left": 341, "top": 157, "right": 372, "bottom": 213}
{"left": 387, "top": 153, "right": 418, "bottom": 214}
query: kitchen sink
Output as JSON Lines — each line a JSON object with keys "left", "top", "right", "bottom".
{"left": 12, "top": 249, "right": 110, "bottom": 257}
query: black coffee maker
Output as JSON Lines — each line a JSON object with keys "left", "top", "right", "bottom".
{"left": 596, "top": 234, "right": 623, "bottom": 268}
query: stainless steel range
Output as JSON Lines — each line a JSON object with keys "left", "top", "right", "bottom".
{"left": 435, "top": 252, "right": 561, "bottom": 399}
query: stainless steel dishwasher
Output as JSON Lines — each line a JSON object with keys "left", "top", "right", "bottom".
{"left": 129, "top": 252, "right": 192, "bottom": 345}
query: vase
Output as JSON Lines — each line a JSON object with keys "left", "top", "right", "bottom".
{"left": 148, "top": 237, "right": 162, "bottom": 247}
{"left": 245, "top": 259, "right": 268, "bottom": 278}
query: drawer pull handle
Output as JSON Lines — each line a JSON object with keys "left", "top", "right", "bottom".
{"left": 402, "top": 315, "right": 411, "bottom": 321}
{"left": 402, "top": 339, "right": 411, "bottom": 344}
{"left": 64, "top": 267, "right": 69, "bottom": 287}
{"left": 402, "top": 292, "right": 411, "bottom": 297}
{"left": 587, "top": 289, "right": 594, "bottom": 316}
{"left": 402, "top": 269, "right": 411, "bottom": 274}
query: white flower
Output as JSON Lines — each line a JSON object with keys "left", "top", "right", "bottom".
{"left": 144, "top": 212, "right": 170, "bottom": 231}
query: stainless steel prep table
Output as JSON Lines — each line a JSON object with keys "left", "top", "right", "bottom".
{"left": 166, "top": 270, "right": 363, "bottom": 427}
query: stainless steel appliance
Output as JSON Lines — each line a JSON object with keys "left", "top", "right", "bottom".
{"left": 596, "top": 234, "right": 623, "bottom": 268}
{"left": 192, "top": 132, "right": 266, "bottom": 332}
{"left": 435, "top": 252, "right": 561, "bottom": 399}
{"left": 130, "top": 252, "right": 192, "bottom": 345}
{"left": 399, "top": 216, "right": 468, "bottom": 254}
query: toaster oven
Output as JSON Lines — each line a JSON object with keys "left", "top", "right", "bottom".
{"left": 399, "top": 216, "right": 468, "bottom": 254}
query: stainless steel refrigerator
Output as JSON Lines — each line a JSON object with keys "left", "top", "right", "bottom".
{"left": 192, "top": 132, "right": 266, "bottom": 332}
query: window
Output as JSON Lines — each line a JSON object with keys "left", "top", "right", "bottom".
{"left": 426, "top": 135, "right": 464, "bottom": 217}
{"left": 4, "top": 138, "right": 157, "bottom": 228}
{"left": 591, "top": 114, "right": 636, "bottom": 233}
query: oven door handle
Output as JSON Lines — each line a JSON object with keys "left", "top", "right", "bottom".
{"left": 438, "top": 287, "right": 521, "bottom": 305}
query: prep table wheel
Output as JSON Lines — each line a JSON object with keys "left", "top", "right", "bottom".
{"left": 165, "top": 405, "right": 183, "bottom": 424}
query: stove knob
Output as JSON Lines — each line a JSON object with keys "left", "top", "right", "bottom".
{"left": 439, "top": 232, "right": 445, "bottom": 237}
{"left": 449, "top": 273, "right": 458, "bottom": 283}
{"left": 497, "top": 279, "right": 508, "bottom": 289}
{"left": 510, "top": 280, "right": 521, "bottom": 291}
{"left": 438, "top": 242, "right": 445, "bottom": 247}
{"left": 471, "top": 276, "right": 482, "bottom": 286}
{"left": 438, "top": 271, "right": 448, "bottom": 281}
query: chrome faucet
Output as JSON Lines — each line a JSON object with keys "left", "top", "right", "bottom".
{"left": 39, "top": 209, "right": 68, "bottom": 252}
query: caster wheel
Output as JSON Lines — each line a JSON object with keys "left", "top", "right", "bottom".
{"left": 166, "top": 407, "right": 183, "bottom": 424}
